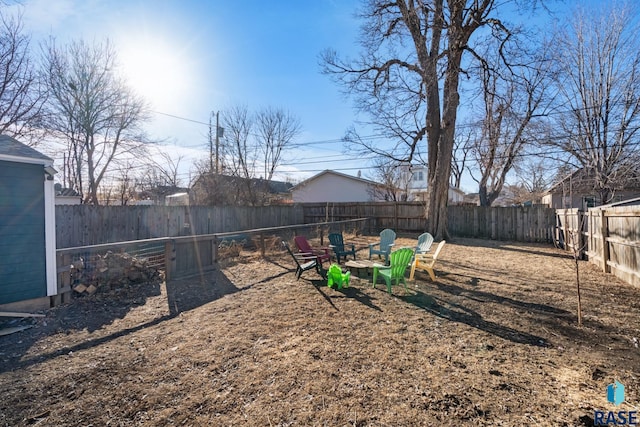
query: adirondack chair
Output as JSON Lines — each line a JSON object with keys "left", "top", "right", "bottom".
{"left": 326, "top": 264, "right": 350, "bottom": 290}
{"left": 368, "top": 228, "right": 396, "bottom": 263}
{"left": 328, "top": 233, "right": 357, "bottom": 264}
{"left": 415, "top": 232, "right": 434, "bottom": 255}
{"left": 282, "top": 241, "right": 325, "bottom": 280}
{"left": 372, "top": 247, "right": 414, "bottom": 294}
{"left": 409, "top": 240, "right": 446, "bottom": 281}
{"left": 294, "top": 235, "right": 331, "bottom": 265}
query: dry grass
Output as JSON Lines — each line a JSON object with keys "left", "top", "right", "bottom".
{"left": 1, "top": 236, "right": 639, "bottom": 426}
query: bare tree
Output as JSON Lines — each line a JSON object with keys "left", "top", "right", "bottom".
{"left": 42, "top": 38, "right": 148, "bottom": 204}
{"left": 512, "top": 159, "right": 554, "bottom": 203}
{"left": 469, "top": 42, "right": 553, "bottom": 206}
{"left": 367, "top": 158, "right": 411, "bottom": 201}
{"left": 221, "top": 105, "right": 260, "bottom": 204}
{"left": 193, "top": 105, "right": 301, "bottom": 206}
{"left": 113, "top": 161, "right": 137, "bottom": 206}
{"left": 451, "top": 126, "right": 474, "bottom": 189}
{"left": 0, "top": 12, "right": 46, "bottom": 144}
{"left": 142, "top": 150, "right": 184, "bottom": 188}
{"left": 321, "top": 0, "right": 543, "bottom": 239}
{"left": 255, "top": 107, "right": 301, "bottom": 182}
{"left": 549, "top": 2, "right": 640, "bottom": 204}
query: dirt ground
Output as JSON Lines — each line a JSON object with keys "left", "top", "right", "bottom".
{"left": 1, "top": 235, "right": 639, "bottom": 426}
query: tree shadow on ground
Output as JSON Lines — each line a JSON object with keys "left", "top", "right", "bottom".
{"left": 450, "top": 237, "right": 573, "bottom": 260}
{"left": 401, "top": 288, "right": 549, "bottom": 347}
{"left": 323, "top": 282, "right": 383, "bottom": 312}
{"left": 0, "top": 280, "right": 165, "bottom": 374}
{"left": 495, "top": 244, "right": 574, "bottom": 260}
{"left": 430, "top": 278, "right": 572, "bottom": 316}
{"left": 166, "top": 269, "right": 240, "bottom": 315}
{"left": 0, "top": 314, "right": 173, "bottom": 374}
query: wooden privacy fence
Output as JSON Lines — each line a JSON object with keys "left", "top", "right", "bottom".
{"left": 304, "top": 202, "right": 556, "bottom": 242}
{"left": 302, "top": 202, "right": 428, "bottom": 233}
{"left": 447, "top": 205, "right": 556, "bottom": 242}
{"left": 555, "top": 208, "right": 586, "bottom": 255}
{"left": 56, "top": 203, "right": 559, "bottom": 248}
{"left": 556, "top": 206, "right": 640, "bottom": 287}
{"left": 55, "top": 205, "right": 304, "bottom": 248}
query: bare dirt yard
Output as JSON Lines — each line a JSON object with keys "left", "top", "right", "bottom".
{"left": 1, "top": 236, "right": 639, "bottom": 426}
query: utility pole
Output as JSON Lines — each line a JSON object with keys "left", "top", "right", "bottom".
{"left": 209, "top": 113, "right": 214, "bottom": 173}
{"left": 209, "top": 110, "right": 223, "bottom": 174}
{"left": 215, "top": 110, "right": 220, "bottom": 174}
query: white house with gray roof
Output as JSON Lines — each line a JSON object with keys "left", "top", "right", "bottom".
{"left": 290, "top": 170, "right": 387, "bottom": 203}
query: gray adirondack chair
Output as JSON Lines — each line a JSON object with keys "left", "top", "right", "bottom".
{"left": 368, "top": 228, "right": 396, "bottom": 263}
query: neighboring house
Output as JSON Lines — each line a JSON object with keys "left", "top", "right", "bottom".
{"left": 541, "top": 168, "right": 640, "bottom": 210}
{"left": 191, "top": 173, "right": 293, "bottom": 205}
{"left": 165, "top": 192, "right": 189, "bottom": 206}
{"left": 407, "top": 166, "right": 466, "bottom": 204}
{"left": 137, "top": 185, "right": 190, "bottom": 206}
{"left": 54, "top": 183, "right": 82, "bottom": 205}
{"left": 0, "top": 135, "right": 58, "bottom": 311}
{"left": 463, "top": 193, "right": 480, "bottom": 206}
{"left": 290, "top": 170, "right": 387, "bottom": 203}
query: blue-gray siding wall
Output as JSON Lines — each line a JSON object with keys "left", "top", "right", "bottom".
{"left": 0, "top": 160, "right": 47, "bottom": 304}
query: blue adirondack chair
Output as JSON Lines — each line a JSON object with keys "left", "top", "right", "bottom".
{"left": 372, "top": 247, "right": 414, "bottom": 294}
{"left": 415, "top": 232, "right": 434, "bottom": 255}
{"left": 328, "top": 233, "right": 356, "bottom": 263}
{"left": 368, "top": 228, "right": 396, "bottom": 263}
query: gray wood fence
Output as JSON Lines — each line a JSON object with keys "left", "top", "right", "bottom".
{"left": 447, "top": 205, "right": 556, "bottom": 242}
{"left": 55, "top": 203, "right": 558, "bottom": 249}
{"left": 557, "top": 206, "right": 640, "bottom": 287}
{"left": 55, "top": 205, "right": 304, "bottom": 248}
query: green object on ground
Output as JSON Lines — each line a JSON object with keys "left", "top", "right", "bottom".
{"left": 372, "top": 247, "right": 414, "bottom": 294}
{"left": 327, "top": 264, "right": 350, "bottom": 289}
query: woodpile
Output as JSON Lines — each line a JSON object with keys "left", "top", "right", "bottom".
{"left": 71, "top": 251, "right": 163, "bottom": 296}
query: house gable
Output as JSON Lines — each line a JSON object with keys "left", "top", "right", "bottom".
{"left": 291, "top": 170, "right": 381, "bottom": 203}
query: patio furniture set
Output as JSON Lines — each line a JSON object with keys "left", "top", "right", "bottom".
{"left": 283, "top": 229, "right": 446, "bottom": 294}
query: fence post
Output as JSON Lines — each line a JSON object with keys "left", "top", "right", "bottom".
{"left": 212, "top": 235, "right": 218, "bottom": 264}
{"left": 578, "top": 210, "right": 585, "bottom": 260}
{"left": 394, "top": 202, "right": 398, "bottom": 231}
{"left": 600, "top": 209, "right": 610, "bottom": 273}
{"left": 563, "top": 210, "right": 568, "bottom": 251}
{"left": 260, "top": 233, "right": 265, "bottom": 257}
{"left": 164, "top": 239, "right": 176, "bottom": 281}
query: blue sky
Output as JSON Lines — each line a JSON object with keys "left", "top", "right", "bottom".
{"left": 11, "top": 0, "right": 375, "bottom": 187}
{"left": 9, "top": 0, "right": 583, "bottom": 192}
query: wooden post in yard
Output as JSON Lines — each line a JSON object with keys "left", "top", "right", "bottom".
{"left": 164, "top": 239, "right": 176, "bottom": 281}
{"left": 260, "top": 233, "right": 265, "bottom": 257}
{"left": 212, "top": 235, "right": 218, "bottom": 264}
{"left": 394, "top": 202, "right": 398, "bottom": 231}
{"left": 600, "top": 209, "right": 610, "bottom": 273}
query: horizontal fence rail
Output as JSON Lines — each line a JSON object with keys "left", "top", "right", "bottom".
{"left": 447, "top": 205, "right": 556, "bottom": 242}
{"left": 55, "top": 218, "right": 369, "bottom": 301}
{"left": 55, "top": 205, "right": 305, "bottom": 248}
{"left": 56, "top": 203, "right": 558, "bottom": 249}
